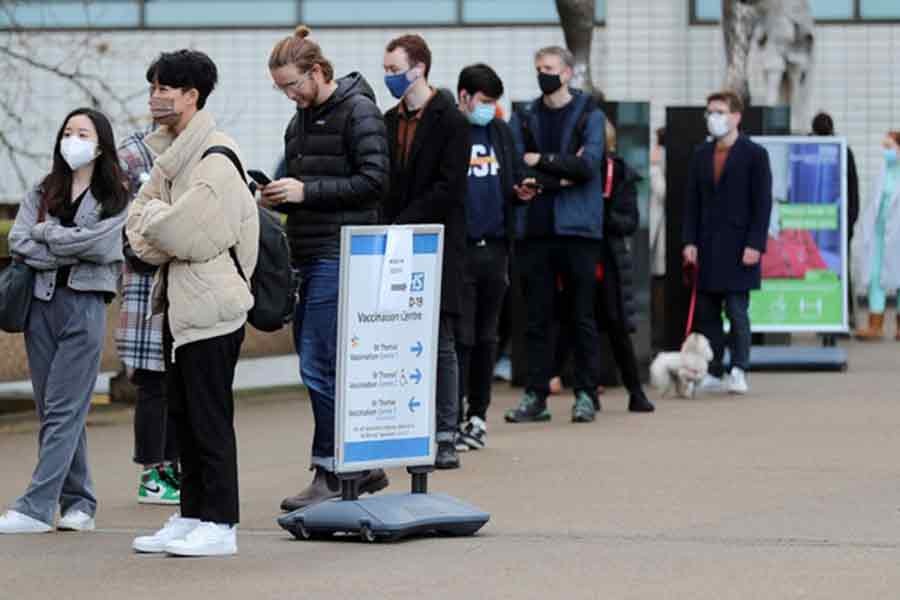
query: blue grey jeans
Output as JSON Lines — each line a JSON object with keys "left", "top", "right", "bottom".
{"left": 294, "top": 260, "right": 339, "bottom": 471}
{"left": 13, "top": 288, "right": 105, "bottom": 525}
{"left": 695, "top": 290, "right": 751, "bottom": 377}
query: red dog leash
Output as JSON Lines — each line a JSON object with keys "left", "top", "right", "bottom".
{"left": 683, "top": 262, "right": 698, "bottom": 340}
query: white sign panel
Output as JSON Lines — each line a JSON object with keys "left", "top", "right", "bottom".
{"left": 334, "top": 225, "right": 443, "bottom": 473}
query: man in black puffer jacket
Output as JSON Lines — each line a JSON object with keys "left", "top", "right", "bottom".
{"left": 264, "top": 26, "right": 390, "bottom": 511}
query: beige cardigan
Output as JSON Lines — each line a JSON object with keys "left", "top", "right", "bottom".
{"left": 126, "top": 110, "right": 259, "bottom": 356}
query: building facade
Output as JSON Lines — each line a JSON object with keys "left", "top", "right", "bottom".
{"left": 1, "top": 0, "right": 898, "bottom": 213}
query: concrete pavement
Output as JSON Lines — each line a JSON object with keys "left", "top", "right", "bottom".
{"left": 2, "top": 340, "right": 900, "bottom": 599}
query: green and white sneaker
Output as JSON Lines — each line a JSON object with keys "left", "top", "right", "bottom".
{"left": 138, "top": 466, "right": 180, "bottom": 505}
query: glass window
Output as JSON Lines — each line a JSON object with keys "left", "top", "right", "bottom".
{"left": 304, "top": 0, "right": 455, "bottom": 25}
{"left": 0, "top": 1, "right": 140, "bottom": 28}
{"left": 860, "top": 0, "right": 900, "bottom": 19}
{"left": 693, "top": 0, "right": 720, "bottom": 21}
{"left": 810, "top": 0, "right": 853, "bottom": 19}
{"left": 144, "top": 0, "right": 297, "bottom": 27}
{"left": 693, "top": 0, "right": 853, "bottom": 22}
{"left": 596, "top": 0, "right": 606, "bottom": 22}
{"left": 462, "top": 0, "right": 557, "bottom": 24}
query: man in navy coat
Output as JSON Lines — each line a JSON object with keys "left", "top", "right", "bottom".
{"left": 683, "top": 90, "right": 772, "bottom": 395}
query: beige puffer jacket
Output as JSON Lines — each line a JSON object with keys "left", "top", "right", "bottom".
{"left": 126, "top": 110, "right": 259, "bottom": 356}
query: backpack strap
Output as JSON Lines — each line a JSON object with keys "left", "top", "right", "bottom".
{"left": 202, "top": 145, "right": 247, "bottom": 183}
{"left": 202, "top": 145, "right": 250, "bottom": 284}
{"left": 603, "top": 157, "right": 615, "bottom": 199}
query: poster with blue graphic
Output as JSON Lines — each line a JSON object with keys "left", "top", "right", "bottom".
{"left": 334, "top": 225, "right": 444, "bottom": 473}
{"left": 752, "top": 137, "right": 848, "bottom": 332}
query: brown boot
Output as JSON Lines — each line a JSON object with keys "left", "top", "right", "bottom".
{"left": 855, "top": 313, "right": 885, "bottom": 341}
{"left": 895, "top": 314, "right": 900, "bottom": 341}
{"left": 279, "top": 467, "right": 389, "bottom": 512}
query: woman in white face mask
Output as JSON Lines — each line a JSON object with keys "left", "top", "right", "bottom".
{"left": 0, "top": 108, "right": 129, "bottom": 534}
{"left": 854, "top": 131, "right": 900, "bottom": 340}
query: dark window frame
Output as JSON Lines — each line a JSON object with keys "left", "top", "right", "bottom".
{"left": 690, "top": 0, "right": 900, "bottom": 25}
{"left": 0, "top": 0, "right": 608, "bottom": 31}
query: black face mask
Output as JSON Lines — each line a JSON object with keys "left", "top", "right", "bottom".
{"left": 538, "top": 72, "right": 563, "bottom": 96}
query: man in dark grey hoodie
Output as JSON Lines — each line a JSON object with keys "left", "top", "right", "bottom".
{"left": 265, "top": 26, "right": 391, "bottom": 511}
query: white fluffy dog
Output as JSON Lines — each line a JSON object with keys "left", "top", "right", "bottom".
{"left": 649, "top": 333, "right": 714, "bottom": 398}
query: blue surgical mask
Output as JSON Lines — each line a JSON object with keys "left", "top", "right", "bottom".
{"left": 885, "top": 148, "right": 898, "bottom": 165}
{"left": 385, "top": 70, "right": 415, "bottom": 99}
{"left": 467, "top": 103, "right": 496, "bottom": 127}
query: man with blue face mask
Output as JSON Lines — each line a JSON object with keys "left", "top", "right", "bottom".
{"left": 382, "top": 35, "right": 471, "bottom": 470}
{"left": 683, "top": 90, "right": 773, "bottom": 396}
{"left": 452, "top": 64, "right": 521, "bottom": 452}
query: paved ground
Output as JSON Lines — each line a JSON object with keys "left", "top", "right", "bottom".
{"left": 1, "top": 339, "right": 899, "bottom": 599}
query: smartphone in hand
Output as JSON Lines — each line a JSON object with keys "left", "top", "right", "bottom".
{"left": 247, "top": 169, "right": 272, "bottom": 187}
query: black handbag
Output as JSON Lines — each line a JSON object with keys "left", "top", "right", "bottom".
{"left": 0, "top": 259, "right": 35, "bottom": 333}
{"left": 0, "top": 197, "right": 46, "bottom": 333}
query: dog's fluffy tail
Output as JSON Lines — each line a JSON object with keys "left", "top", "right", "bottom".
{"left": 649, "top": 354, "right": 674, "bottom": 392}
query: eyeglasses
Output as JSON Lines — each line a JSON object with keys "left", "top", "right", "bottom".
{"left": 273, "top": 71, "right": 312, "bottom": 95}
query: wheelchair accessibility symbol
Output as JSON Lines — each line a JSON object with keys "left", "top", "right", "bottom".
{"left": 410, "top": 272, "right": 425, "bottom": 292}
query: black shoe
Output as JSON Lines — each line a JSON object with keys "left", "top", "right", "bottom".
{"left": 504, "top": 390, "right": 551, "bottom": 423}
{"left": 628, "top": 389, "right": 655, "bottom": 413}
{"left": 435, "top": 441, "right": 460, "bottom": 470}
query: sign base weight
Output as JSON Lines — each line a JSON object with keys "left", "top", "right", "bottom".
{"left": 277, "top": 488, "right": 490, "bottom": 543}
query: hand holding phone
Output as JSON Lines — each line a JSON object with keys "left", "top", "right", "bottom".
{"left": 247, "top": 169, "right": 272, "bottom": 187}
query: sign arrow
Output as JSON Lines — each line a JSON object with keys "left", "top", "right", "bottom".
{"left": 410, "top": 368, "right": 422, "bottom": 384}
{"left": 408, "top": 397, "right": 421, "bottom": 413}
{"left": 410, "top": 341, "right": 423, "bottom": 357}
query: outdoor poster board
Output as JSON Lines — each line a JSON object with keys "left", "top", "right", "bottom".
{"left": 334, "top": 225, "right": 443, "bottom": 473}
{"left": 750, "top": 136, "right": 849, "bottom": 333}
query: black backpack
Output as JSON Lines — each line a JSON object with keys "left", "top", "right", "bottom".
{"left": 202, "top": 145, "right": 298, "bottom": 332}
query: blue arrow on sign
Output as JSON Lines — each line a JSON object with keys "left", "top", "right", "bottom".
{"left": 410, "top": 368, "right": 422, "bottom": 384}
{"left": 408, "top": 397, "right": 421, "bottom": 413}
{"left": 410, "top": 341, "right": 423, "bottom": 357}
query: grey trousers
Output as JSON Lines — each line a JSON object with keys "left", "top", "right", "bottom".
{"left": 12, "top": 288, "right": 105, "bottom": 525}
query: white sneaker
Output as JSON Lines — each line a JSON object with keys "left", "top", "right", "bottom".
{"left": 727, "top": 367, "right": 749, "bottom": 395}
{"left": 0, "top": 510, "right": 52, "bottom": 534}
{"left": 132, "top": 513, "right": 200, "bottom": 553}
{"left": 58, "top": 510, "right": 95, "bottom": 532}
{"left": 164, "top": 521, "right": 237, "bottom": 557}
{"left": 698, "top": 374, "right": 725, "bottom": 393}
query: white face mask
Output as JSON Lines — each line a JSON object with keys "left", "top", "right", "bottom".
{"left": 707, "top": 113, "right": 731, "bottom": 139}
{"left": 60, "top": 136, "right": 98, "bottom": 171}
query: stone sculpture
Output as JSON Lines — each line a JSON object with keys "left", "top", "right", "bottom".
{"left": 722, "top": 0, "right": 815, "bottom": 132}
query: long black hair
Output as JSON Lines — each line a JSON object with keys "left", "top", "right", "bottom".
{"left": 41, "top": 107, "right": 129, "bottom": 219}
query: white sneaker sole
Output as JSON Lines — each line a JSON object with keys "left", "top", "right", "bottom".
{"left": 0, "top": 525, "right": 52, "bottom": 534}
{"left": 164, "top": 542, "right": 237, "bottom": 557}
{"left": 138, "top": 496, "right": 180, "bottom": 505}
{"left": 133, "top": 538, "right": 170, "bottom": 553}
{"left": 58, "top": 520, "right": 95, "bottom": 532}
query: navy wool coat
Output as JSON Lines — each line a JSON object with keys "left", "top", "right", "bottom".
{"left": 683, "top": 134, "right": 773, "bottom": 292}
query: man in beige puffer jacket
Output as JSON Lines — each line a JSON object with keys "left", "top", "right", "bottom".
{"left": 126, "top": 50, "right": 259, "bottom": 558}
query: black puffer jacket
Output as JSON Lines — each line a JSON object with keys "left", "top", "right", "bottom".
{"left": 601, "top": 154, "right": 641, "bottom": 333}
{"left": 279, "top": 73, "right": 389, "bottom": 264}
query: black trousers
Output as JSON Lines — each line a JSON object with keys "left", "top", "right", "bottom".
{"left": 594, "top": 272, "right": 642, "bottom": 395}
{"left": 164, "top": 323, "right": 244, "bottom": 525}
{"left": 456, "top": 241, "right": 509, "bottom": 422}
{"left": 552, "top": 266, "right": 642, "bottom": 394}
{"left": 132, "top": 368, "right": 179, "bottom": 466}
{"left": 519, "top": 238, "right": 602, "bottom": 398}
